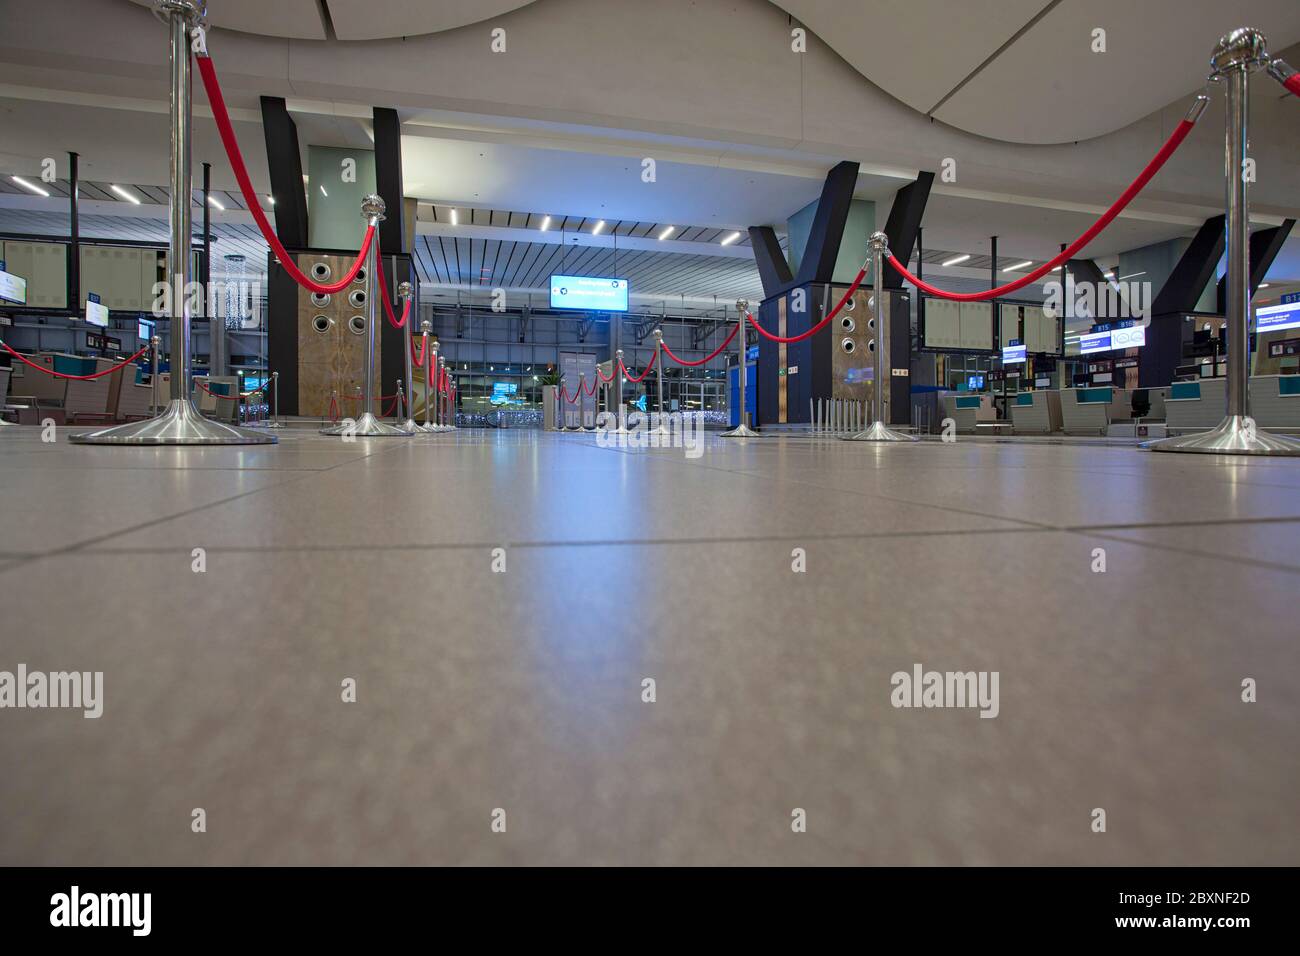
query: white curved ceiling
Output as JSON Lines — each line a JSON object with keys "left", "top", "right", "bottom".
{"left": 126, "top": 0, "right": 539, "bottom": 40}
{"left": 779, "top": 0, "right": 1300, "bottom": 144}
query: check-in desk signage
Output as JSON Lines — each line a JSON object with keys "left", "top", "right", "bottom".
{"left": 1079, "top": 325, "right": 1145, "bottom": 355}
{"left": 1002, "top": 343, "right": 1027, "bottom": 364}
{"left": 0, "top": 266, "right": 27, "bottom": 304}
{"left": 1256, "top": 302, "right": 1300, "bottom": 334}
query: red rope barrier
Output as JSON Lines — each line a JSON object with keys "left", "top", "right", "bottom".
{"left": 582, "top": 377, "right": 598, "bottom": 396}
{"left": 887, "top": 117, "right": 1198, "bottom": 302}
{"left": 2, "top": 342, "right": 149, "bottom": 380}
{"left": 560, "top": 385, "right": 578, "bottom": 404}
{"left": 195, "top": 54, "right": 373, "bottom": 295}
{"left": 746, "top": 266, "right": 869, "bottom": 344}
{"left": 660, "top": 322, "right": 739, "bottom": 366}
{"left": 596, "top": 366, "right": 614, "bottom": 383}
{"left": 377, "top": 272, "right": 411, "bottom": 329}
{"left": 1284, "top": 72, "right": 1300, "bottom": 97}
{"left": 328, "top": 394, "right": 340, "bottom": 422}
{"left": 410, "top": 334, "right": 427, "bottom": 368}
{"left": 618, "top": 349, "right": 656, "bottom": 383}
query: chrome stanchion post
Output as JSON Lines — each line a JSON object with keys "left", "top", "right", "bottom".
{"left": 395, "top": 281, "right": 418, "bottom": 433}
{"left": 321, "top": 195, "right": 406, "bottom": 436}
{"left": 653, "top": 329, "right": 667, "bottom": 433}
{"left": 845, "top": 232, "right": 917, "bottom": 442}
{"left": 150, "top": 334, "right": 161, "bottom": 414}
{"left": 578, "top": 371, "right": 589, "bottom": 429}
{"left": 613, "top": 349, "right": 630, "bottom": 433}
{"left": 266, "top": 370, "right": 283, "bottom": 428}
{"left": 420, "top": 322, "right": 435, "bottom": 432}
{"left": 1147, "top": 28, "right": 1300, "bottom": 455}
{"left": 721, "top": 298, "right": 759, "bottom": 437}
{"left": 72, "top": 0, "right": 273, "bottom": 445}
{"left": 440, "top": 356, "right": 456, "bottom": 431}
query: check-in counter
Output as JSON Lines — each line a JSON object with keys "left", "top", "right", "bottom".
{"left": 1167, "top": 375, "right": 1300, "bottom": 433}
{"left": 1009, "top": 390, "right": 1062, "bottom": 434}
{"left": 940, "top": 393, "right": 996, "bottom": 433}
{"left": 1061, "top": 386, "right": 1131, "bottom": 435}
{"left": 107, "top": 365, "right": 154, "bottom": 421}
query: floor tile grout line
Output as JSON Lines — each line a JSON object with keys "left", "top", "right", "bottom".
{"left": 0, "top": 439, "right": 412, "bottom": 573}
{"left": 1076, "top": 529, "right": 1300, "bottom": 576}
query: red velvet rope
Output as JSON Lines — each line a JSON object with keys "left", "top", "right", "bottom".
{"left": 377, "top": 273, "right": 411, "bottom": 329}
{"left": 559, "top": 385, "right": 578, "bottom": 404}
{"left": 1285, "top": 72, "right": 1300, "bottom": 97}
{"left": 193, "top": 377, "right": 266, "bottom": 399}
{"left": 195, "top": 54, "right": 373, "bottom": 295}
{"left": 410, "top": 334, "right": 426, "bottom": 368}
{"left": 746, "top": 265, "right": 869, "bottom": 344}
{"left": 582, "top": 377, "right": 598, "bottom": 396}
{"left": 887, "top": 117, "right": 1197, "bottom": 302}
{"left": 596, "top": 366, "right": 614, "bottom": 383}
{"left": 2, "top": 341, "right": 149, "bottom": 380}
{"left": 660, "top": 322, "right": 739, "bottom": 366}
{"left": 618, "top": 349, "right": 657, "bottom": 383}
{"left": 328, "top": 394, "right": 340, "bottom": 422}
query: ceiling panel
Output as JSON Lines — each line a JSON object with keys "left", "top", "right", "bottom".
{"left": 326, "top": 0, "right": 541, "bottom": 41}
{"left": 777, "top": 0, "right": 1048, "bottom": 116}
{"left": 933, "top": 0, "right": 1300, "bottom": 143}
{"left": 126, "top": 0, "right": 326, "bottom": 39}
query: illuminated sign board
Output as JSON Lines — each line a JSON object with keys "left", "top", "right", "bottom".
{"left": 1079, "top": 325, "right": 1146, "bottom": 355}
{"left": 1255, "top": 302, "right": 1300, "bottom": 335}
{"left": 85, "top": 292, "right": 109, "bottom": 328}
{"left": 490, "top": 381, "right": 518, "bottom": 406}
{"left": 549, "top": 275, "right": 629, "bottom": 312}
{"left": 0, "top": 267, "right": 27, "bottom": 305}
{"left": 1002, "top": 343, "right": 1027, "bottom": 364}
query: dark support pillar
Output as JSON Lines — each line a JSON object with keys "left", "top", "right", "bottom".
{"left": 260, "top": 96, "right": 308, "bottom": 248}
{"left": 68, "top": 151, "right": 80, "bottom": 311}
{"left": 371, "top": 107, "right": 407, "bottom": 256}
{"left": 794, "top": 160, "right": 860, "bottom": 286}
{"left": 882, "top": 172, "right": 934, "bottom": 290}
{"left": 1067, "top": 258, "right": 1107, "bottom": 288}
{"left": 201, "top": 163, "right": 211, "bottom": 301}
{"left": 990, "top": 235, "right": 998, "bottom": 289}
{"left": 1215, "top": 218, "right": 1294, "bottom": 312}
{"left": 1152, "top": 215, "right": 1226, "bottom": 315}
{"left": 748, "top": 225, "right": 793, "bottom": 298}
{"left": 1143, "top": 215, "right": 1226, "bottom": 387}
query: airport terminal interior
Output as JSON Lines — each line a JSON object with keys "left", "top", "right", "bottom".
{"left": 1, "top": 0, "right": 1299, "bottom": 867}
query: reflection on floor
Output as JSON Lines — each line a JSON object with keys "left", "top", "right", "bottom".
{"left": 1, "top": 425, "right": 1298, "bottom": 865}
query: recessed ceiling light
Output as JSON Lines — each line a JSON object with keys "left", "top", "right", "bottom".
{"left": 540, "top": 215, "right": 551, "bottom": 231}
{"left": 658, "top": 226, "right": 675, "bottom": 240}
{"left": 267, "top": 195, "right": 275, "bottom": 206}
{"left": 1258, "top": 283, "right": 1270, "bottom": 289}
{"left": 593, "top": 220, "right": 606, "bottom": 235}
{"left": 207, "top": 195, "right": 225, "bottom": 210}
{"left": 110, "top": 184, "right": 141, "bottom": 205}
{"left": 450, "top": 208, "right": 458, "bottom": 225}
{"left": 11, "top": 175, "right": 49, "bottom": 197}
{"left": 1118, "top": 271, "right": 1146, "bottom": 280}
{"left": 942, "top": 254, "right": 971, "bottom": 267}
{"left": 721, "top": 231, "right": 741, "bottom": 246}
{"left": 1001, "top": 260, "right": 1032, "bottom": 273}
{"left": 319, "top": 185, "right": 327, "bottom": 198}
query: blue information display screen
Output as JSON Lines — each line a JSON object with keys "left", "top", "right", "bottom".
{"left": 1256, "top": 302, "right": 1300, "bottom": 335}
{"left": 1002, "top": 344, "right": 1027, "bottom": 364}
{"left": 1079, "top": 325, "right": 1145, "bottom": 355}
{"left": 550, "top": 275, "right": 629, "bottom": 312}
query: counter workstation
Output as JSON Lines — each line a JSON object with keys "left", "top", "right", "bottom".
{"left": 940, "top": 393, "right": 998, "bottom": 434}
{"left": 1166, "top": 375, "right": 1300, "bottom": 434}
{"left": 1009, "top": 390, "right": 1063, "bottom": 434}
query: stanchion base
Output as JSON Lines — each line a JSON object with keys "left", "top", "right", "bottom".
{"left": 319, "top": 412, "right": 412, "bottom": 437}
{"left": 397, "top": 418, "right": 421, "bottom": 435}
{"left": 721, "top": 423, "right": 762, "bottom": 438}
{"left": 69, "top": 399, "right": 277, "bottom": 445}
{"left": 841, "top": 421, "right": 918, "bottom": 442}
{"left": 1143, "top": 415, "right": 1300, "bottom": 456}
{"left": 265, "top": 421, "right": 285, "bottom": 430}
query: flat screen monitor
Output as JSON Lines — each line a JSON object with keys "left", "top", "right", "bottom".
{"left": 549, "top": 275, "right": 629, "bottom": 312}
{"left": 1255, "top": 301, "right": 1300, "bottom": 335}
{"left": 1079, "top": 325, "right": 1145, "bottom": 355}
{"left": 966, "top": 374, "right": 985, "bottom": 391}
{"left": 0, "top": 268, "right": 27, "bottom": 305}
{"left": 85, "top": 297, "right": 109, "bottom": 328}
{"left": 1002, "top": 343, "right": 1027, "bottom": 364}
{"left": 1035, "top": 377, "right": 1051, "bottom": 388}
{"left": 138, "top": 318, "right": 155, "bottom": 341}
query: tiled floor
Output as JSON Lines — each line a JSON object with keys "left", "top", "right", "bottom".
{"left": 1, "top": 424, "right": 1298, "bottom": 865}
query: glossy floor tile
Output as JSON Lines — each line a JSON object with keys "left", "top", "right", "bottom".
{"left": 0, "top": 425, "right": 1296, "bottom": 865}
